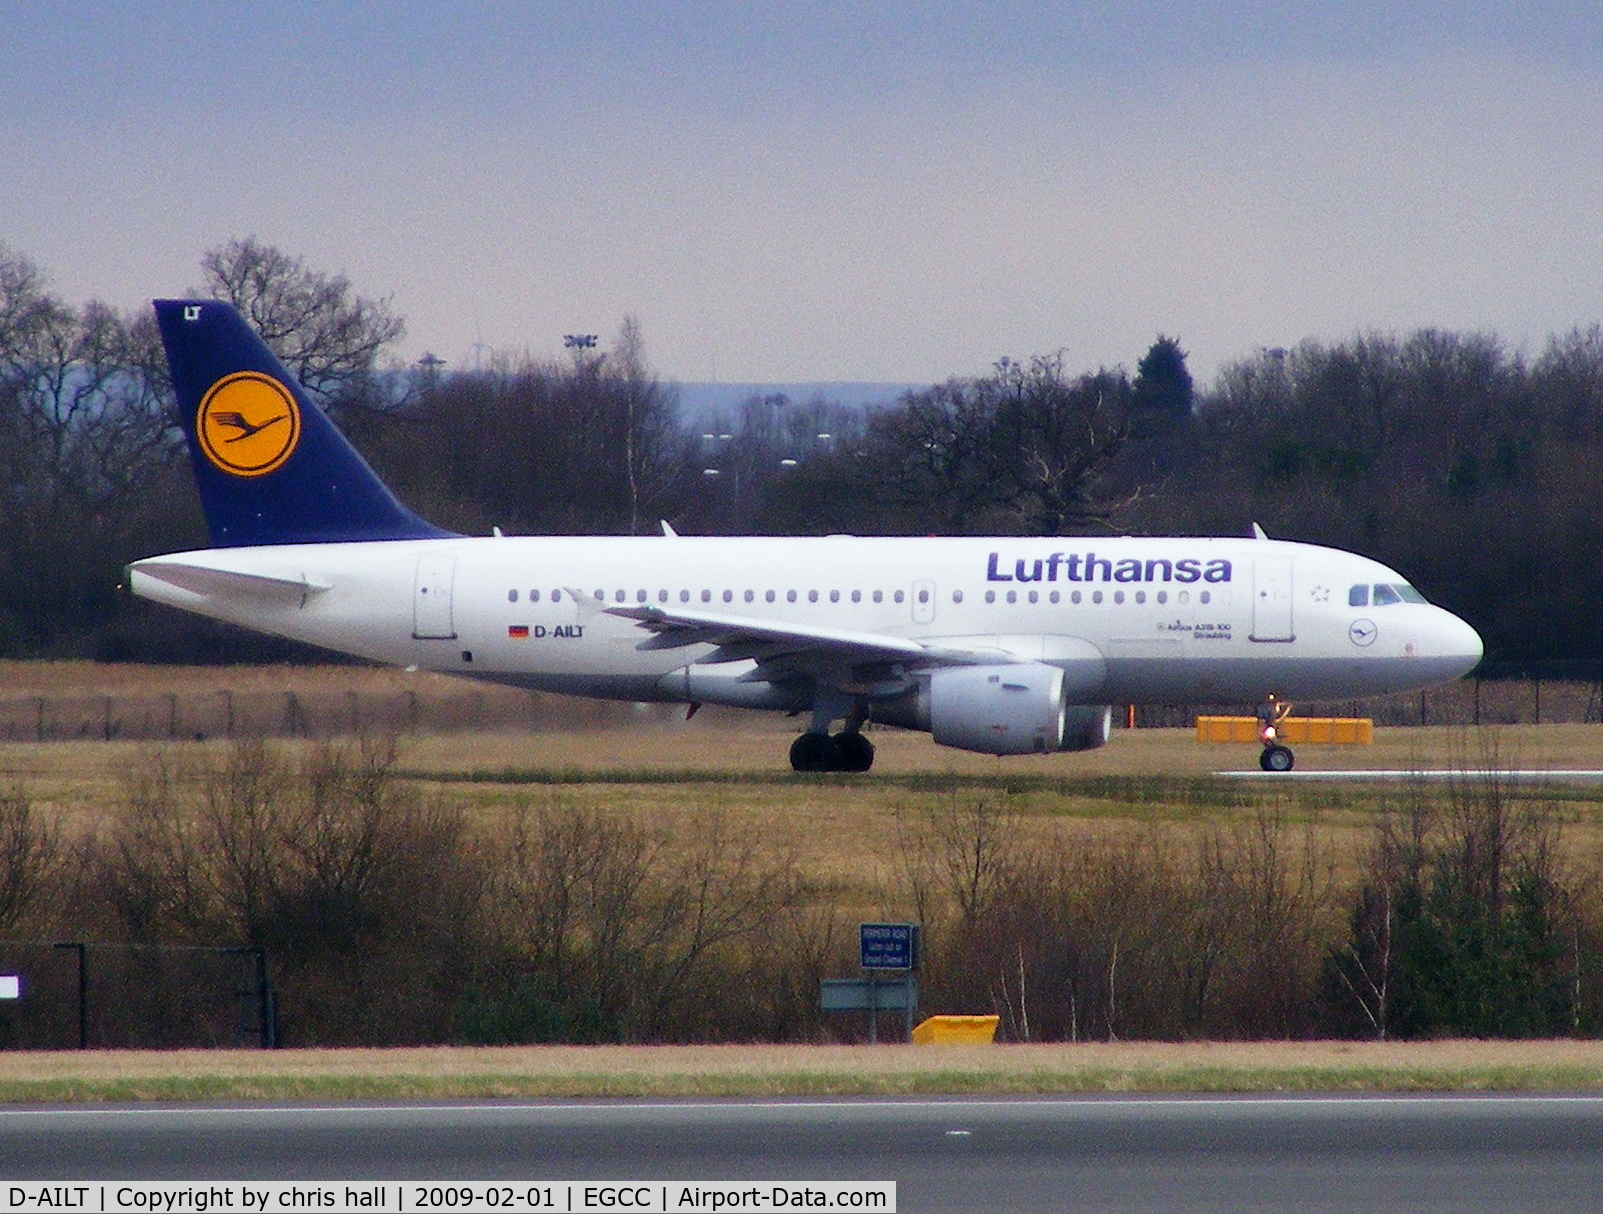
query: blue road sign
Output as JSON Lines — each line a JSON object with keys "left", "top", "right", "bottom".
{"left": 860, "top": 922, "right": 920, "bottom": 970}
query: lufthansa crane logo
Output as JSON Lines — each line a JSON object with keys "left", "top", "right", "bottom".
{"left": 196, "top": 372, "right": 302, "bottom": 477}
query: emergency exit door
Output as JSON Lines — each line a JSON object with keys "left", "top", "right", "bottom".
{"left": 413, "top": 555, "right": 457, "bottom": 639}
{"left": 1250, "top": 557, "right": 1295, "bottom": 643}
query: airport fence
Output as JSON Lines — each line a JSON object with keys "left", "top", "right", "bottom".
{"left": 0, "top": 940, "right": 273, "bottom": 1050}
{"left": 0, "top": 682, "right": 678, "bottom": 743}
{"left": 1134, "top": 669, "right": 1603, "bottom": 729}
{"left": 0, "top": 669, "right": 1596, "bottom": 745}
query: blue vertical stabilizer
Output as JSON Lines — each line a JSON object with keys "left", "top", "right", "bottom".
{"left": 154, "top": 299, "right": 453, "bottom": 546}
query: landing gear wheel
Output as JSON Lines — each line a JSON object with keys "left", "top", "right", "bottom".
{"left": 835, "top": 732, "right": 876, "bottom": 773}
{"left": 790, "top": 731, "right": 837, "bottom": 772}
{"left": 1260, "top": 744, "right": 1295, "bottom": 772}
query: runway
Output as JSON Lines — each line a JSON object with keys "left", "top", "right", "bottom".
{"left": 1216, "top": 768, "right": 1603, "bottom": 782}
{"left": 4, "top": 1095, "right": 1603, "bottom": 1213}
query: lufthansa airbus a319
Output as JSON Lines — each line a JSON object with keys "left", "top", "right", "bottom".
{"left": 128, "top": 301, "right": 1484, "bottom": 773}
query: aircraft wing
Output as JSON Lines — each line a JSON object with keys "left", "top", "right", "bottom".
{"left": 603, "top": 602, "right": 1019, "bottom": 682}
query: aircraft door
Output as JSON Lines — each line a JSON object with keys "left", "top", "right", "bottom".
{"left": 912, "top": 579, "right": 937, "bottom": 624}
{"left": 1250, "top": 557, "right": 1295, "bottom": 642}
{"left": 413, "top": 555, "right": 458, "bottom": 639}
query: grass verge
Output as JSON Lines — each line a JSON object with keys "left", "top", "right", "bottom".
{"left": 4, "top": 1042, "right": 1603, "bottom": 1102}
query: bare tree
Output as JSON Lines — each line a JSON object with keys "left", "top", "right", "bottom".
{"left": 0, "top": 788, "right": 59, "bottom": 933}
{"left": 0, "top": 245, "right": 185, "bottom": 650}
{"left": 199, "top": 237, "right": 405, "bottom": 409}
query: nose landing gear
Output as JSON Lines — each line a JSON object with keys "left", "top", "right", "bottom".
{"left": 1259, "top": 743, "right": 1295, "bottom": 772}
{"left": 1255, "top": 694, "right": 1295, "bottom": 773}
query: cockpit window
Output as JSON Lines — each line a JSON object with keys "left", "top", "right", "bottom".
{"left": 1353, "top": 583, "right": 1426, "bottom": 608}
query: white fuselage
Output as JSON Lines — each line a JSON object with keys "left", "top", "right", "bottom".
{"left": 130, "top": 533, "right": 1483, "bottom": 710}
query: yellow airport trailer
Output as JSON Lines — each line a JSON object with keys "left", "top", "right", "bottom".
{"left": 912, "top": 1014, "right": 1000, "bottom": 1045}
{"left": 1195, "top": 716, "right": 1373, "bottom": 745}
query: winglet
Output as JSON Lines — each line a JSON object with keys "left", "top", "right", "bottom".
{"left": 1251, "top": 522, "right": 1270, "bottom": 541}
{"left": 153, "top": 299, "right": 454, "bottom": 547}
{"left": 661, "top": 520, "right": 679, "bottom": 538}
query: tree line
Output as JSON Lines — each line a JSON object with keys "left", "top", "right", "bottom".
{"left": 0, "top": 741, "right": 1594, "bottom": 1046}
{"left": 3, "top": 236, "right": 1603, "bottom": 668}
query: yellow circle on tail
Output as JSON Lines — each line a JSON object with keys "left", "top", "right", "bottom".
{"left": 196, "top": 372, "right": 302, "bottom": 477}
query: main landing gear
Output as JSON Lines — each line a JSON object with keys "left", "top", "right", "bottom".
{"left": 791, "top": 694, "right": 876, "bottom": 772}
{"left": 790, "top": 729, "right": 875, "bottom": 773}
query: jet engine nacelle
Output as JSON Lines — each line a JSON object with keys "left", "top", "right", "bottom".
{"left": 877, "top": 663, "right": 1112, "bottom": 756}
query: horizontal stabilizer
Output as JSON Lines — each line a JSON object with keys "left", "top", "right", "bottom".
{"left": 131, "top": 561, "right": 331, "bottom": 607}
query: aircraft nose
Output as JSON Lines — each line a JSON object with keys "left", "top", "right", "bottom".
{"left": 1431, "top": 609, "right": 1483, "bottom": 679}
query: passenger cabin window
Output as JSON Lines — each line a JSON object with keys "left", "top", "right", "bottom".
{"left": 507, "top": 589, "right": 519, "bottom": 603}
{"left": 1350, "top": 585, "right": 1369, "bottom": 607}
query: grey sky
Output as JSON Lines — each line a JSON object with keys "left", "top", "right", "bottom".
{"left": 3, "top": 2, "right": 1599, "bottom": 384}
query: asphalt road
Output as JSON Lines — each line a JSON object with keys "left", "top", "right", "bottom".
{"left": 4, "top": 1095, "right": 1603, "bottom": 1213}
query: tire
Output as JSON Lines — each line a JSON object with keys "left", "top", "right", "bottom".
{"left": 1260, "top": 744, "right": 1295, "bottom": 772}
{"left": 835, "top": 732, "right": 876, "bottom": 773}
{"left": 790, "top": 731, "right": 837, "bottom": 772}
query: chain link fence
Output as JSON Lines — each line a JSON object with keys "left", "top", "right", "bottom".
{"left": 0, "top": 941, "right": 274, "bottom": 1049}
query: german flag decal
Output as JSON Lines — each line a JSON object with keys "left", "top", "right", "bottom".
{"left": 508, "top": 625, "right": 530, "bottom": 639}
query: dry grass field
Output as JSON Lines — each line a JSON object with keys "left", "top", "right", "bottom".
{"left": 4, "top": 664, "right": 1603, "bottom": 916}
{"left": 4, "top": 1040, "right": 1603, "bottom": 1101}
{"left": 5, "top": 663, "right": 1603, "bottom": 1097}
